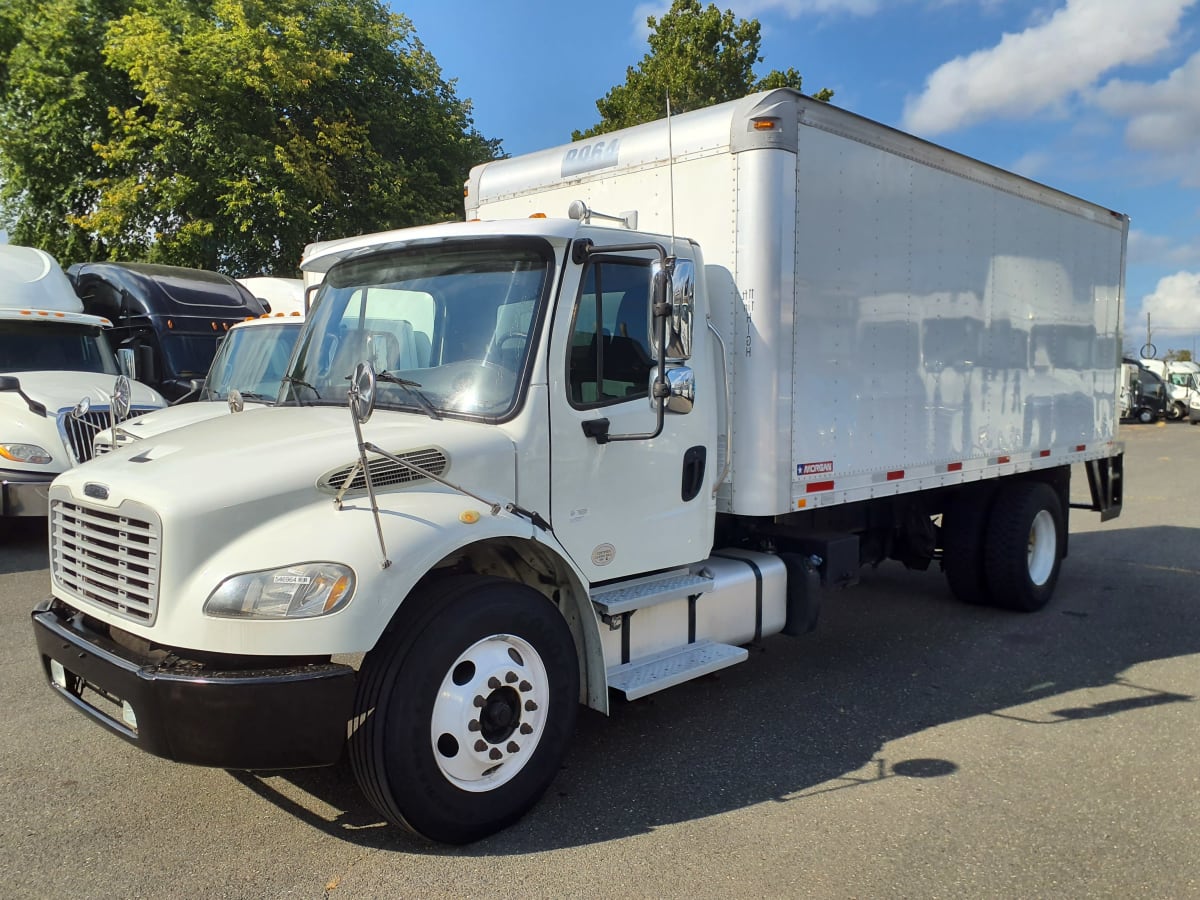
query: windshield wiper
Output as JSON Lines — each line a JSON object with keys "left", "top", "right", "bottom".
{"left": 281, "top": 375, "right": 321, "bottom": 401}
{"left": 377, "top": 371, "right": 441, "bottom": 420}
{"left": 235, "top": 390, "right": 276, "bottom": 403}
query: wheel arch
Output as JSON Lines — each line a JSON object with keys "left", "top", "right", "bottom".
{"left": 380, "top": 535, "right": 608, "bottom": 715}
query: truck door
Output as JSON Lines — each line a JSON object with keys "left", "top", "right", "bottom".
{"left": 548, "top": 251, "right": 715, "bottom": 584}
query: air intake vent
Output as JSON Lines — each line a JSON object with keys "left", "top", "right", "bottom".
{"left": 50, "top": 499, "right": 161, "bottom": 624}
{"left": 319, "top": 447, "right": 449, "bottom": 495}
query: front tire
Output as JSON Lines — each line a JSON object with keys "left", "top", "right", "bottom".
{"left": 350, "top": 576, "right": 579, "bottom": 843}
{"left": 983, "top": 482, "right": 1064, "bottom": 612}
{"left": 1169, "top": 401, "right": 1186, "bottom": 421}
{"left": 1137, "top": 407, "right": 1155, "bottom": 424}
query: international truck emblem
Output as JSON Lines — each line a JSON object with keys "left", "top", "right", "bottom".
{"left": 83, "top": 482, "right": 110, "bottom": 500}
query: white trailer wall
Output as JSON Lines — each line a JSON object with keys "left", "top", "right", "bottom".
{"left": 467, "top": 90, "right": 1127, "bottom": 519}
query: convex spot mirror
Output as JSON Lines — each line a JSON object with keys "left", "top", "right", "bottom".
{"left": 649, "top": 258, "right": 695, "bottom": 362}
{"left": 350, "top": 360, "right": 377, "bottom": 424}
{"left": 112, "top": 375, "right": 132, "bottom": 422}
{"left": 647, "top": 365, "right": 695, "bottom": 415}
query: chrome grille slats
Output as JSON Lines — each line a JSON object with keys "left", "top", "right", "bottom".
{"left": 56, "top": 406, "right": 154, "bottom": 464}
{"left": 50, "top": 499, "right": 161, "bottom": 624}
{"left": 319, "top": 447, "right": 448, "bottom": 494}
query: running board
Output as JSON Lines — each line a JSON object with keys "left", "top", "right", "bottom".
{"left": 590, "top": 570, "right": 713, "bottom": 617}
{"left": 606, "top": 640, "right": 748, "bottom": 700}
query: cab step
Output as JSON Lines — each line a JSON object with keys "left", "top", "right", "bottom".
{"left": 606, "top": 640, "right": 748, "bottom": 700}
{"left": 590, "top": 569, "right": 713, "bottom": 617}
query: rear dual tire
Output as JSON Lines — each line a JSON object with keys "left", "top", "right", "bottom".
{"left": 943, "top": 481, "right": 1064, "bottom": 612}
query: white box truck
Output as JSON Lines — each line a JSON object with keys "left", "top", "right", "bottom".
{"left": 32, "top": 89, "right": 1125, "bottom": 843}
{"left": 1, "top": 245, "right": 165, "bottom": 517}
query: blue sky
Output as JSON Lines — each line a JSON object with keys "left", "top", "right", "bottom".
{"left": 397, "top": 0, "right": 1200, "bottom": 357}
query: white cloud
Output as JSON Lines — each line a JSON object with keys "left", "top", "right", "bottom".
{"left": 1142, "top": 271, "right": 1200, "bottom": 333}
{"left": 1129, "top": 230, "right": 1200, "bottom": 268}
{"left": 902, "top": 0, "right": 1195, "bottom": 135}
{"left": 1091, "top": 50, "right": 1200, "bottom": 185}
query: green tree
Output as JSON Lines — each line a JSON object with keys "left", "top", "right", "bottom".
{"left": 1165, "top": 349, "right": 1193, "bottom": 363}
{"left": 0, "top": 0, "right": 499, "bottom": 273}
{"left": 574, "top": 0, "right": 832, "bottom": 140}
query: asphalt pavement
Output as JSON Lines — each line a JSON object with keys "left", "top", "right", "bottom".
{"left": 1, "top": 421, "right": 1197, "bottom": 899}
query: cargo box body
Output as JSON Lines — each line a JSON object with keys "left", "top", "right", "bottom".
{"left": 467, "top": 89, "right": 1127, "bottom": 518}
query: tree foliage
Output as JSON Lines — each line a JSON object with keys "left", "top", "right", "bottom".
{"left": 574, "top": 0, "right": 832, "bottom": 140}
{"left": 0, "top": 0, "right": 500, "bottom": 273}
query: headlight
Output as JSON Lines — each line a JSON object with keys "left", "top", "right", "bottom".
{"left": 0, "top": 443, "right": 53, "bottom": 464}
{"left": 204, "top": 563, "right": 355, "bottom": 619}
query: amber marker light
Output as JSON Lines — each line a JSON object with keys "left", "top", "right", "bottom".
{"left": 752, "top": 117, "right": 779, "bottom": 131}
{"left": 460, "top": 510, "right": 481, "bottom": 524}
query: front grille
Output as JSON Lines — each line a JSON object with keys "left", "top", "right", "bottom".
{"left": 50, "top": 499, "right": 161, "bottom": 624}
{"left": 319, "top": 447, "right": 449, "bottom": 494}
{"left": 57, "top": 407, "right": 154, "bottom": 464}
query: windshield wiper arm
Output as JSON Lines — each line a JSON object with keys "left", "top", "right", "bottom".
{"left": 377, "top": 371, "right": 441, "bottom": 420}
{"left": 281, "top": 375, "right": 321, "bottom": 401}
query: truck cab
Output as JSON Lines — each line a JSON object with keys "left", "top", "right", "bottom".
{"left": 68, "top": 262, "right": 266, "bottom": 402}
{"left": 92, "top": 313, "right": 304, "bottom": 453}
{"left": 1, "top": 246, "right": 165, "bottom": 517}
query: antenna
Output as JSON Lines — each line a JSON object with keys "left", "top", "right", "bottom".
{"left": 666, "top": 91, "right": 677, "bottom": 256}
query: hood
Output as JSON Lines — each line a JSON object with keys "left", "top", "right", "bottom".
{"left": 91, "top": 399, "right": 269, "bottom": 450}
{"left": 4, "top": 371, "right": 165, "bottom": 413}
{"left": 53, "top": 405, "right": 519, "bottom": 533}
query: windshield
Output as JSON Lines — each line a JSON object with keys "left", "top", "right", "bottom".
{"left": 288, "top": 239, "right": 553, "bottom": 419}
{"left": 201, "top": 322, "right": 302, "bottom": 402}
{"left": 0, "top": 320, "right": 119, "bottom": 375}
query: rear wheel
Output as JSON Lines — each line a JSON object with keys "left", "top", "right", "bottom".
{"left": 983, "top": 482, "right": 1064, "bottom": 612}
{"left": 941, "top": 490, "right": 994, "bottom": 606}
{"left": 350, "top": 576, "right": 579, "bottom": 843}
{"left": 1137, "top": 407, "right": 1155, "bottom": 424}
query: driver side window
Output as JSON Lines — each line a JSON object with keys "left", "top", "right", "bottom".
{"left": 567, "top": 259, "right": 653, "bottom": 408}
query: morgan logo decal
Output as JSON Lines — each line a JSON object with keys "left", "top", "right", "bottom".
{"left": 83, "top": 482, "right": 110, "bottom": 500}
{"left": 797, "top": 461, "right": 834, "bottom": 476}
{"left": 561, "top": 138, "right": 620, "bottom": 177}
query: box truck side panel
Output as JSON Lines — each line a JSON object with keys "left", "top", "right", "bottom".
{"left": 780, "top": 114, "right": 1124, "bottom": 514}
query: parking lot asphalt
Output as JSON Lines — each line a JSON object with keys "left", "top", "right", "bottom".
{"left": 2, "top": 420, "right": 1198, "bottom": 899}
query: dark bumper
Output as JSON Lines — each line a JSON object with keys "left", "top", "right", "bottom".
{"left": 2, "top": 470, "right": 53, "bottom": 516}
{"left": 32, "top": 599, "right": 356, "bottom": 769}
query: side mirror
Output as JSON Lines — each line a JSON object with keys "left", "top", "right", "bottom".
{"left": 304, "top": 283, "right": 321, "bottom": 315}
{"left": 112, "top": 375, "right": 132, "bottom": 422}
{"left": 649, "top": 258, "right": 695, "bottom": 362}
{"left": 116, "top": 348, "right": 137, "bottom": 380}
{"left": 349, "top": 360, "right": 377, "bottom": 424}
{"left": 228, "top": 389, "right": 245, "bottom": 413}
{"left": 648, "top": 366, "right": 695, "bottom": 414}
{"left": 134, "top": 344, "right": 157, "bottom": 385}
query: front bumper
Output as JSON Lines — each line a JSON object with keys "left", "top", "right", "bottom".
{"left": 2, "top": 470, "right": 53, "bottom": 516}
{"left": 32, "top": 599, "right": 356, "bottom": 769}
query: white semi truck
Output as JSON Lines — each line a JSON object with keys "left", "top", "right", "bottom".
{"left": 1, "top": 246, "right": 165, "bottom": 517}
{"left": 32, "top": 90, "right": 1125, "bottom": 843}
{"left": 91, "top": 312, "right": 304, "bottom": 453}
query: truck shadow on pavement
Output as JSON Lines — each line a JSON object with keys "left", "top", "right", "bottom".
{"left": 0, "top": 517, "right": 49, "bottom": 576}
{"left": 230, "top": 524, "right": 1199, "bottom": 855}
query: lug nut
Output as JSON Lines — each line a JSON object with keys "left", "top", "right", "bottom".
{"left": 473, "top": 695, "right": 486, "bottom": 707}
{"left": 507, "top": 741, "right": 520, "bottom": 753}
{"left": 505, "top": 671, "right": 518, "bottom": 684}
{"left": 519, "top": 680, "right": 532, "bottom": 692}
{"left": 489, "top": 748, "right": 502, "bottom": 760}
{"left": 474, "top": 740, "right": 487, "bottom": 752}
{"left": 519, "top": 723, "right": 533, "bottom": 735}
{"left": 488, "top": 676, "right": 501, "bottom": 689}
{"left": 468, "top": 719, "right": 481, "bottom": 732}
{"left": 524, "top": 700, "right": 538, "bottom": 711}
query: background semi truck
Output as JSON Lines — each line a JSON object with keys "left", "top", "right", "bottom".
{"left": 68, "top": 262, "right": 267, "bottom": 402}
{"left": 0, "top": 246, "right": 165, "bottom": 517}
{"left": 33, "top": 89, "right": 1125, "bottom": 843}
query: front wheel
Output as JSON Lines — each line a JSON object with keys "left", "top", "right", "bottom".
{"left": 350, "top": 576, "right": 579, "bottom": 843}
{"left": 1137, "top": 407, "right": 1155, "bottom": 424}
{"left": 1169, "top": 401, "right": 1186, "bottom": 421}
{"left": 983, "top": 482, "right": 1064, "bottom": 612}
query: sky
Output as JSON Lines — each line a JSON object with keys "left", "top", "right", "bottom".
{"left": 395, "top": 0, "right": 1200, "bottom": 358}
